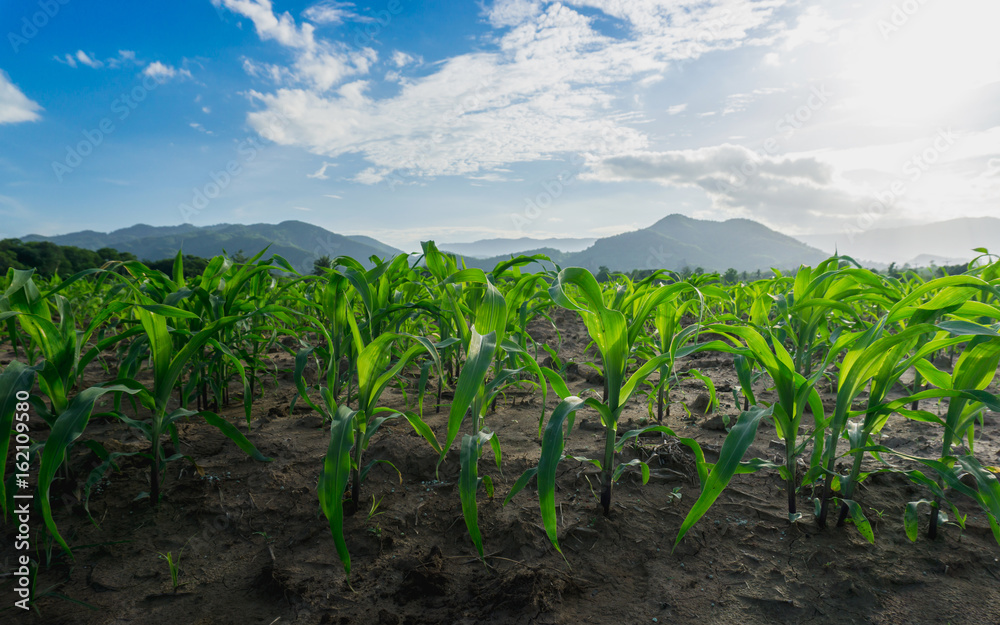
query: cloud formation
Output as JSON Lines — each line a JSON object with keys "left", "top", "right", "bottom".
{"left": 302, "top": 1, "right": 371, "bottom": 25}
{"left": 143, "top": 61, "right": 193, "bottom": 81}
{"left": 0, "top": 71, "right": 42, "bottom": 124}
{"left": 586, "top": 145, "right": 859, "bottom": 230}
{"left": 219, "top": 0, "right": 785, "bottom": 183}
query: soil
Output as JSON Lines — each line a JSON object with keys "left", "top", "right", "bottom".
{"left": 3, "top": 308, "right": 1000, "bottom": 625}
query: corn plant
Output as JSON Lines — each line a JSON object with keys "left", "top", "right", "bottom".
{"left": 672, "top": 323, "right": 845, "bottom": 546}
{"left": 544, "top": 267, "right": 707, "bottom": 516}
{"left": 433, "top": 268, "right": 527, "bottom": 559}
{"left": 105, "top": 299, "right": 274, "bottom": 509}
{"left": 313, "top": 322, "right": 443, "bottom": 580}
{"left": 907, "top": 322, "right": 1000, "bottom": 538}
{"left": 816, "top": 275, "right": 1000, "bottom": 528}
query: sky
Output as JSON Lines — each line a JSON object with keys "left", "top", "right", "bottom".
{"left": 1, "top": 0, "right": 999, "bottom": 252}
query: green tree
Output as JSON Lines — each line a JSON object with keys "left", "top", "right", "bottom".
{"left": 313, "top": 255, "right": 333, "bottom": 275}
{"left": 723, "top": 267, "right": 739, "bottom": 285}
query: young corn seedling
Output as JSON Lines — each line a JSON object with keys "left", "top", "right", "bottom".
{"left": 672, "top": 323, "right": 849, "bottom": 548}
{"left": 908, "top": 321, "right": 1000, "bottom": 539}
{"left": 109, "top": 299, "right": 274, "bottom": 509}
{"left": 816, "top": 275, "right": 1000, "bottom": 529}
{"left": 545, "top": 267, "right": 708, "bottom": 517}
{"left": 312, "top": 319, "right": 443, "bottom": 580}
{"left": 432, "top": 268, "right": 534, "bottom": 560}
{"left": 830, "top": 324, "right": 990, "bottom": 533}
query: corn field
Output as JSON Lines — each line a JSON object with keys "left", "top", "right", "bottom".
{"left": 2, "top": 245, "right": 1000, "bottom": 623}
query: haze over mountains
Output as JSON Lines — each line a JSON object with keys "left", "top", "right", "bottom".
{"left": 796, "top": 217, "right": 1000, "bottom": 265}
{"left": 15, "top": 215, "right": 994, "bottom": 274}
{"left": 441, "top": 237, "right": 596, "bottom": 258}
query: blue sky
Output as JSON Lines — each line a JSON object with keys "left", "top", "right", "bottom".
{"left": 1, "top": 0, "right": 999, "bottom": 252}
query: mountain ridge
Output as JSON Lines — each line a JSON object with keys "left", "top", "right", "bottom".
{"left": 17, "top": 214, "right": 836, "bottom": 273}
{"left": 20, "top": 221, "right": 402, "bottom": 272}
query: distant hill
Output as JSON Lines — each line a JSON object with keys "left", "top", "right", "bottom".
{"left": 456, "top": 215, "right": 826, "bottom": 272}
{"left": 442, "top": 237, "right": 596, "bottom": 258}
{"left": 460, "top": 248, "right": 571, "bottom": 272}
{"left": 470, "top": 214, "right": 821, "bottom": 273}
{"left": 17, "top": 214, "right": 831, "bottom": 275}
{"left": 21, "top": 221, "right": 402, "bottom": 273}
{"left": 796, "top": 217, "right": 1000, "bottom": 264}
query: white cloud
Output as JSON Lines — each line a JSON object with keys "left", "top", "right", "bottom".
{"left": 56, "top": 49, "right": 136, "bottom": 69}
{"left": 143, "top": 61, "right": 193, "bottom": 81}
{"left": 225, "top": 0, "right": 785, "bottom": 183}
{"left": 190, "top": 122, "right": 214, "bottom": 135}
{"left": 486, "top": 0, "right": 542, "bottom": 27}
{"left": 76, "top": 50, "right": 103, "bottom": 68}
{"left": 107, "top": 50, "right": 137, "bottom": 68}
{"left": 721, "top": 87, "right": 786, "bottom": 115}
{"left": 666, "top": 103, "right": 687, "bottom": 115}
{"left": 0, "top": 71, "right": 42, "bottom": 124}
{"left": 302, "top": 1, "right": 370, "bottom": 25}
{"left": 308, "top": 161, "right": 337, "bottom": 179}
{"left": 216, "top": 0, "right": 376, "bottom": 91}
{"left": 391, "top": 51, "right": 416, "bottom": 68}
{"left": 585, "top": 145, "right": 860, "bottom": 231}
{"left": 780, "top": 6, "right": 844, "bottom": 51}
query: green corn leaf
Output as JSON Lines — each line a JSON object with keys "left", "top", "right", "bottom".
{"left": 292, "top": 346, "right": 322, "bottom": 414}
{"left": 201, "top": 411, "right": 271, "bottom": 462}
{"left": 318, "top": 405, "right": 356, "bottom": 581}
{"left": 541, "top": 366, "right": 572, "bottom": 401}
{"left": 612, "top": 459, "right": 650, "bottom": 485}
{"left": 842, "top": 499, "right": 875, "bottom": 543}
{"left": 39, "top": 384, "right": 140, "bottom": 556}
{"left": 360, "top": 458, "right": 401, "bottom": 485}
{"left": 904, "top": 499, "right": 933, "bottom": 542}
{"left": 955, "top": 455, "right": 1000, "bottom": 540}
{"left": 537, "top": 397, "right": 588, "bottom": 554}
{"left": 503, "top": 467, "right": 538, "bottom": 506}
{"left": 395, "top": 409, "right": 442, "bottom": 455}
{"left": 675, "top": 404, "right": 772, "bottom": 549}
{"left": 459, "top": 431, "right": 494, "bottom": 560}
{"left": 913, "top": 358, "right": 952, "bottom": 391}
{"left": 439, "top": 330, "right": 497, "bottom": 466}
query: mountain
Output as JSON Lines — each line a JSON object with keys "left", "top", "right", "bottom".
{"left": 20, "top": 221, "right": 402, "bottom": 273}
{"left": 17, "top": 214, "right": 830, "bottom": 275}
{"left": 456, "top": 215, "right": 826, "bottom": 272}
{"left": 560, "top": 214, "right": 826, "bottom": 272}
{"left": 795, "top": 217, "right": 1000, "bottom": 264}
{"left": 441, "top": 237, "right": 597, "bottom": 258}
